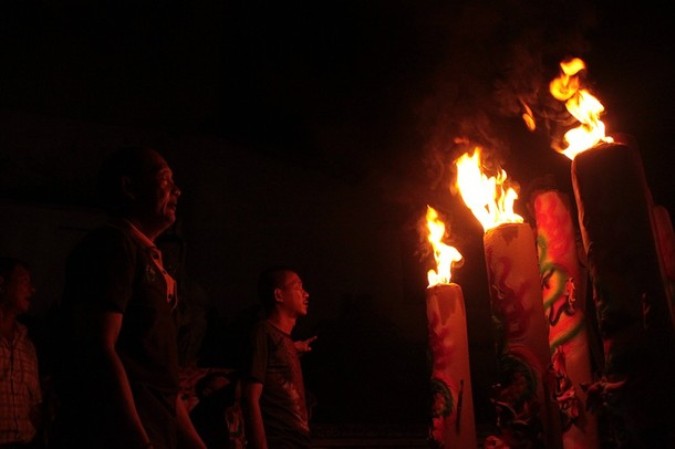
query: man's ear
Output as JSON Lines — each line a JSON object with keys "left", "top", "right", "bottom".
{"left": 273, "top": 287, "right": 284, "bottom": 304}
{"left": 120, "top": 175, "right": 136, "bottom": 201}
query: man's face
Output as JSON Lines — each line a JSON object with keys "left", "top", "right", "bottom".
{"left": 132, "top": 150, "right": 181, "bottom": 232}
{"left": 277, "top": 271, "right": 310, "bottom": 318}
{"left": 1, "top": 265, "right": 35, "bottom": 315}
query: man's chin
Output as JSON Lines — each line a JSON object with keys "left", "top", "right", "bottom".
{"left": 157, "top": 214, "right": 177, "bottom": 231}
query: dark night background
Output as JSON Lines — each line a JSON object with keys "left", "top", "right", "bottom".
{"left": 1, "top": 0, "right": 673, "bottom": 430}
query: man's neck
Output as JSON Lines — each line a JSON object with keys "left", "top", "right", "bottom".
{"left": 0, "top": 311, "right": 18, "bottom": 339}
{"left": 267, "top": 312, "right": 296, "bottom": 335}
{"left": 125, "top": 217, "right": 163, "bottom": 242}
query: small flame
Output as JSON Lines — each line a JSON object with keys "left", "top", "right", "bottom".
{"left": 549, "top": 57, "right": 613, "bottom": 159}
{"left": 520, "top": 98, "right": 536, "bottom": 131}
{"left": 425, "top": 206, "right": 463, "bottom": 286}
{"left": 455, "top": 147, "right": 523, "bottom": 232}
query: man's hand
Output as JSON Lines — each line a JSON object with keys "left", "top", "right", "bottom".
{"left": 294, "top": 336, "right": 318, "bottom": 354}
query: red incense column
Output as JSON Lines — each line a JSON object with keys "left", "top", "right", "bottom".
{"left": 483, "top": 223, "right": 562, "bottom": 449}
{"left": 426, "top": 283, "right": 477, "bottom": 449}
{"left": 532, "top": 190, "right": 599, "bottom": 449}
{"left": 653, "top": 205, "right": 675, "bottom": 308}
{"left": 571, "top": 141, "right": 675, "bottom": 446}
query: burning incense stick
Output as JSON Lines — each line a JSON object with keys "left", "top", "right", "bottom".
{"left": 531, "top": 189, "right": 599, "bottom": 449}
{"left": 541, "top": 56, "right": 675, "bottom": 447}
{"left": 571, "top": 142, "right": 675, "bottom": 445}
{"left": 423, "top": 206, "right": 477, "bottom": 449}
{"left": 426, "top": 283, "right": 477, "bottom": 449}
{"left": 483, "top": 222, "right": 562, "bottom": 449}
{"left": 454, "top": 149, "right": 562, "bottom": 449}
{"left": 653, "top": 204, "right": 675, "bottom": 312}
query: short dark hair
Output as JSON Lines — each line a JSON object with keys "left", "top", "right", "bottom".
{"left": 96, "top": 146, "right": 162, "bottom": 213}
{"left": 257, "top": 266, "right": 295, "bottom": 313}
{"left": 0, "top": 257, "right": 29, "bottom": 279}
{"left": 0, "top": 258, "right": 30, "bottom": 302}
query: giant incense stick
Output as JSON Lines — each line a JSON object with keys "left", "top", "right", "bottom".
{"left": 426, "top": 284, "right": 477, "bottom": 449}
{"left": 532, "top": 189, "right": 599, "bottom": 449}
{"left": 571, "top": 141, "right": 675, "bottom": 446}
{"left": 483, "top": 223, "right": 562, "bottom": 449}
{"left": 423, "top": 206, "right": 477, "bottom": 449}
{"left": 653, "top": 205, "right": 675, "bottom": 310}
{"left": 454, "top": 148, "right": 562, "bottom": 449}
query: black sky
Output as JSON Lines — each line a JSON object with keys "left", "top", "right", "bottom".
{"left": 2, "top": 0, "right": 674, "bottom": 339}
{"left": 2, "top": 2, "right": 673, "bottom": 203}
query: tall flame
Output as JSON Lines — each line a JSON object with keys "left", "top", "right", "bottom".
{"left": 549, "top": 57, "right": 613, "bottom": 159}
{"left": 455, "top": 147, "right": 523, "bottom": 232}
{"left": 425, "top": 206, "right": 463, "bottom": 286}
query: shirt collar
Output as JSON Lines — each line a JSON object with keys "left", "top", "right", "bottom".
{"left": 120, "top": 219, "right": 157, "bottom": 250}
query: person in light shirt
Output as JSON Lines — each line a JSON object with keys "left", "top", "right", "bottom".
{"left": 53, "top": 146, "right": 206, "bottom": 449}
{"left": 0, "top": 257, "right": 42, "bottom": 449}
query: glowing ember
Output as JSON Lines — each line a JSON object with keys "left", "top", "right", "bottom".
{"left": 425, "top": 206, "right": 463, "bottom": 286}
{"left": 455, "top": 147, "right": 523, "bottom": 232}
{"left": 549, "top": 57, "right": 613, "bottom": 159}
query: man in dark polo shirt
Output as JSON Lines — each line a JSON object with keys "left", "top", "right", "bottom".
{"left": 53, "top": 147, "right": 206, "bottom": 449}
{"left": 242, "top": 267, "right": 313, "bottom": 449}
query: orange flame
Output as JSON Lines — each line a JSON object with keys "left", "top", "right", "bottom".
{"left": 549, "top": 57, "right": 613, "bottom": 159}
{"left": 425, "top": 206, "right": 463, "bottom": 286}
{"left": 455, "top": 147, "right": 523, "bottom": 232}
{"left": 520, "top": 98, "right": 536, "bottom": 131}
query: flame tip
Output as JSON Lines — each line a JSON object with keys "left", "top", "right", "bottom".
{"left": 425, "top": 206, "right": 462, "bottom": 284}
{"left": 550, "top": 57, "right": 610, "bottom": 157}
{"left": 455, "top": 147, "right": 524, "bottom": 232}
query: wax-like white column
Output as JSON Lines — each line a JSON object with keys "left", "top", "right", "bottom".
{"left": 571, "top": 142, "right": 675, "bottom": 446}
{"left": 532, "top": 190, "right": 599, "bottom": 449}
{"left": 483, "top": 222, "right": 562, "bottom": 449}
{"left": 426, "top": 283, "right": 477, "bottom": 449}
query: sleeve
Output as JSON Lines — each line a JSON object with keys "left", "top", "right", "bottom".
{"left": 244, "top": 323, "right": 269, "bottom": 384}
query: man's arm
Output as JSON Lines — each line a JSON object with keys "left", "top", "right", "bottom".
{"left": 242, "top": 381, "right": 267, "bottom": 449}
{"left": 176, "top": 394, "right": 207, "bottom": 449}
{"left": 96, "top": 311, "right": 153, "bottom": 448}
